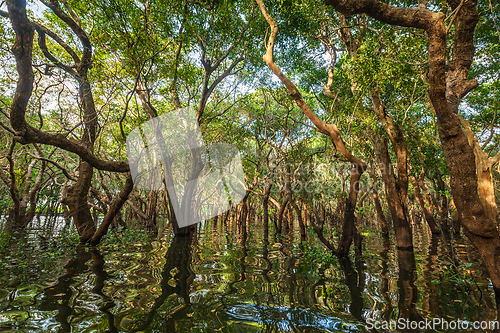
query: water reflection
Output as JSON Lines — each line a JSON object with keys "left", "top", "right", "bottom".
{"left": 38, "top": 246, "right": 92, "bottom": 333}
{"left": 396, "top": 248, "right": 424, "bottom": 332}
{"left": 379, "top": 235, "right": 393, "bottom": 322}
{"left": 219, "top": 303, "right": 359, "bottom": 332}
{"left": 339, "top": 257, "right": 364, "bottom": 322}
{"left": 0, "top": 219, "right": 496, "bottom": 332}
{"left": 129, "top": 234, "right": 195, "bottom": 332}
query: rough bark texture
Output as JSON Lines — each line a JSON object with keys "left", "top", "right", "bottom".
{"left": 459, "top": 115, "right": 500, "bottom": 223}
{"left": 325, "top": 0, "right": 500, "bottom": 319}
{"left": 62, "top": 162, "right": 95, "bottom": 242}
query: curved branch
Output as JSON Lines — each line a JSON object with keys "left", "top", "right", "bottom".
{"left": 255, "top": 0, "right": 366, "bottom": 169}
{"left": 18, "top": 125, "right": 130, "bottom": 172}
{"left": 40, "top": 0, "right": 92, "bottom": 69}
{"left": 33, "top": 21, "right": 80, "bottom": 63}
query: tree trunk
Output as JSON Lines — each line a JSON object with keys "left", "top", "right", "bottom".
{"left": 478, "top": 165, "right": 499, "bottom": 223}
{"left": 373, "top": 184, "right": 389, "bottom": 236}
{"left": 370, "top": 135, "right": 414, "bottom": 251}
{"left": 62, "top": 161, "right": 95, "bottom": 242}
{"left": 412, "top": 175, "right": 441, "bottom": 234}
{"left": 459, "top": 115, "right": 500, "bottom": 224}
{"left": 263, "top": 183, "right": 272, "bottom": 239}
{"left": 338, "top": 165, "right": 363, "bottom": 256}
{"left": 291, "top": 201, "right": 306, "bottom": 242}
{"left": 90, "top": 173, "right": 134, "bottom": 244}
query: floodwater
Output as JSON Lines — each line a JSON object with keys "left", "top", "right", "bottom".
{"left": 0, "top": 218, "right": 496, "bottom": 332}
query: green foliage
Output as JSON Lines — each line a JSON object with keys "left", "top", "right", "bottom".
{"left": 301, "top": 241, "right": 338, "bottom": 267}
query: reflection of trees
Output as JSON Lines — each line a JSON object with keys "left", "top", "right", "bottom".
{"left": 38, "top": 235, "right": 196, "bottom": 332}
{"left": 226, "top": 225, "right": 248, "bottom": 296}
{"left": 338, "top": 256, "right": 364, "bottom": 322}
{"left": 396, "top": 248, "right": 424, "bottom": 332}
{"left": 38, "top": 246, "right": 117, "bottom": 333}
{"left": 422, "top": 234, "right": 441, "bottom": 318}
{"left": 38, "top": 246, "right": 92, "bottom": 333}
{"left": 90, "top": 248, "right": 118, "bottom": 333}
{"left": 380, "top": 235, "right": 393, "bottom": 321}
{"left": 260, "top": 237, "right": 275, "bottom": 305}
{"left": 377, "top": 234, "right": 425, "bottom": 332}
{"left": 454, "top": 232, "right": 496, "bottom": 317}
{"left": 130, "top": 235, "right": 195, "bottom": 332}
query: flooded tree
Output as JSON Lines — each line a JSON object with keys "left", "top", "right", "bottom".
{"left": 0, "top": 0, "right": 499, "bottom": 331}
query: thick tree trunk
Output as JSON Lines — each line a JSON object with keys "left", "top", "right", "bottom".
{"left": 63, "top": 162, "right": 95, "bottom": 242}
{"left": 425, "top": 2, "right": 500, "bottom": 320}
{"left": 459, "top": 114, "right": 500, "bottom": 223}
{"left": 478, "top": 169, "right": 498, "bottom": 223}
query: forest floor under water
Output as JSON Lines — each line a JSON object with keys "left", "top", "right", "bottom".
{"left": 0, "top": 217, "right": 497, "bottom": 332}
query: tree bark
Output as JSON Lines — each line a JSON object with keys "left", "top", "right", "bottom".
{"left": 459, "top": 114, "right": 500, "bottom": 223}
{"left": 324, "top": 0, "right": 500, "bottom": 319}
{"left": 90, "top": 173, "right": 134, "bottom": 244}
{"left": 370, "top": 134, "right": 414, "bottom": 250}
{"left": 338, "top": 165, "right": 363, "bottom": 256}
{"left": 62, "top": 162, "right": 95, "bottom": 242}
{"left": 412, "top": 175, "right": 441, "bottom": 234}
